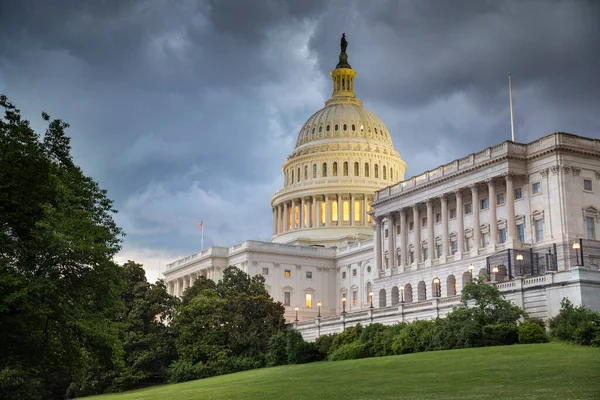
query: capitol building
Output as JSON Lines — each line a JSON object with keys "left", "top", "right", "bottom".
{"left": 163, "top": 37, "right": 600, "bottom": 339}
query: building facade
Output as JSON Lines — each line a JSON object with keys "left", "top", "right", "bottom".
{"left": 163, "top": 41, "right": 600, "bottom": 333}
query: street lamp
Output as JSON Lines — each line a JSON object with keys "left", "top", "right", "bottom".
{"left": 369, "top": 291, "right": 374, "bottom": 309}
{"left": 317, "top": 301, "right": 322, "bottom": 318}
{"left": 573, "top": 241, "right": 581, "bottom": 265}
{"left": 468, "top": 263, "right": 474, "bottom": 274}
{"left": 400, "top": 285, "right": 405, "bottom": 303}
{"left": 341, "top": 296, "right": 347, "bottom": 314}
{"left": 433, "top": 277, "right": 441, "bottom": 297}
{"left": 294, "top": 305, "right": 299, "bottom": 322}
{"left": 516, "top": 253, "right": 524, "bottom": 276}
{"left": 492, "top": 265, "right": 499, "bottom": 281}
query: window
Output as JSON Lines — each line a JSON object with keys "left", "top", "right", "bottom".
{"left": 535, "top": 219, "right": 544, "bottom": 242}
{"left": 409, "top": 251, "right": 414, "bottom": 264}
{"left": 291, "top": 170, "right": 294, "bottom": 184}
{"left": 384, "top": 228, "right": 389, "bottom": 238}
{"left": 422, "top": 217, "right": 427, "bottom": 227}
{"left": 464, "top": 238, "right": 471, "bottom": 252}
{"left": 436, "top": 244, "right": 443, "bottom": 258}
{"left": 422, "top": 248, "right": 428, "bottom": 261}
{"left": 326, "top": 125, "right": 330, "bottom": 132}
{"left": 465, "top": 203, "right": 473, "bottom": 215}
{"left": 499, "top": 228, "right": 506, "bottom": 244}
{"left": 322, "top": 163, "right": 327, "bottom": 177}
{"left": 352, "top": 124, "right": 356, "bottom": 131}
{"left": 450, "top": 208, "right": 457, "bottom": 219}
{"left": 333, "top": 162, "right": 338, "bottom": 176}
{"left": 409, "top": 221, "right": 414, "bottom": 231}
{"left": 352, "top": 269, "right": 357, "bottom": 277}
{"left": 482, "top": 232, "right": 490, "bottom": 247}
{"left": 354, "top": 201, "right": 361, "bottom": 222}
{"left": 451, "top": 240, "right": 458, "bottom": 254}
{"left": 284, "top": 270, "right": 291, "bottom": 278}
{"left": 584, "top": 179, "right": 593, "bottom": 191}
{"left": 262, "top": 268, "right": 269, "bottom": 276}
{"left": 331, "top": 200, "right": 338, "bottom": 222}
{"left": 354, "top": 162, "right": 359, "bottom": 176}
{"left": 515, "top": 188, "right": 523, "bottom": 199}
{"left": 319, "top": 202, "right": 326, "bottom": 225}
{"left": 305, "top": 293, "right": 312, "bottom": 308}
{"left": 284, "top": 292, "right": 291, "bottom": 306}
{"left": 497, "top": 193, "right": 505, "bottom": 205}
{"left": 586, "top": 216, "right": 596, "bottom": 239}
{"left": 396, "top": 225, "right": 401, "bottom": 234}
{"left": 435, "top": 213, "right": 442, "bottom": 223}
{"left": 480, "top": 198, "right": 488, "bottom": 210}
{"left": 374, "top": 164, "right": 379, "bottom": 178}
{"left": 343, "top": 161, "right": 349, "bottom": 176}
{"left": 343, "top": 124, "right": 347, "bottom": 131}
{"left": 334, "top": 124, "right": 339, "bottom": 131}
{"left": 313, "top": 164, "right": 317, "bottom": 178}
{"left": 342, "top": 201, "right": 350, "bottom": 222}
{"left": 364, "top": 163, "right": 370, "bottom": 177}
{"left": 517, "top": 223, "right": 525, "bottom": 242}
{"left": 306, "top": 271, "right": 312, "bottom": 279}
{"left": 367, "top": 204, "right": 372, "bottom": 223}
{"left": 383, "top": 166, "right": 387, "bottom": 180}
{"left": 304, "top": 166, "right": 308, "bottom": 180}
{"left": 532, "top": 182, "right": 541, "bottom": 195}
{"left": 342, "top": 271, "right": 347, "bottom": 279}
{"left": 353, "top": 291, "right": 358, "bottom": 307}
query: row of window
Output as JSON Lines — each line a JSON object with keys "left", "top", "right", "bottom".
{"left": 280, "top": 200, "right": 372, "bottom": 230}
{"left": 300, "top": 122, "right": 388, "bottom": 142}
{"left": 283, "top": 291, "right": 315, "bottom": 308}
{"left": 262, "top": 268, "right": 313, "bottom": 280}
{"left": 286, "top": 161, "right": 395, "bottom": 185}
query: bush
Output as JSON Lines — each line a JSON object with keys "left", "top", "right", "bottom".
{"left": 328, "top": 342, "right": 367, "bottom": 361}
{"left": 229, "top": 355, "right": 264, "bottom": 373}
{"left": 167, "top": 360, "right": 202, "bottom": 383}
{"left": 518, "top": 322, "right": 548, "bottom": 344}
{"left": 265, "top": 332, "right": 287, "bottom": 367}
{"left": 482, "top": 323, "right": 518, "bottom": 346}
{"left": 391, "top": 320, "right": 435, "bottom": 354}
{"left": 329, "top": 324, "right": 363, "bottom": 355}
{"left": 549, "top": 299, "right": 600, "bottom": 346}
{"left": 286, "top": 330, "right": 321, "bottom": 364}
{"left": 314, "top": 334, "right": 336, "bottom": 359}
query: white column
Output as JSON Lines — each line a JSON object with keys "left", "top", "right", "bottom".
{"left": 189, "top": 273, "right": 196, "bottom": 287}
{"left": 470, "top": 184, "right": 480, "bottom": 252}
{"left": 487, "top": 178, "right": 497, "bottom": 248}
{"left": 505, "top": 173, "right": 518, "bottom": 246}
{"left": 375, "top": 217, "right": 383, "bottom": 272}
{"left": 291, "top": 199, "right": 297, "bottom": 229}
{"left": 283, "top": 202, "right": 288, "bottom": 232}
{"left": 387, "top": 213, "right": 396, "bottom": 269}
{"left": 400, "top": 209, "right": 408, "bottom": 267}
{"left": 413, "top": 205, "right": 421, "bottom": 264}
{"left": 441, "top": 194, "right": 449, "bottom": 258}
{"left": 426, "top": 199, "right": 434, "bottom": 261}
{"left": 300, "top": 197, "right": 306, "bottom": 228}
{"left": 312, "top": 196, "right": 317, "bottom": 227}
{"left": 455, "top": 190, "right": 464, "bottom": 256}
{"left": 363, "top": 196, "right": 368, "bottom": 226}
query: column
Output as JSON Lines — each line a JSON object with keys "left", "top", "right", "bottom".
{"left": 440, "top": 194, "right": 449, "bottom": 258}
{"left": 505, "top": 173, "right": 518, "bottom": 244}
{"left": 363, "top": 196, "right": 368, "bottom": 227}
{"left": 189, "top": 273, "right": 196, "bottom": 287}
{"left": 350, "top": 194, "right": 355, "bottom": 226}
{"left": 337, "top": 194, "right": 343, "bottom": 225}
{"left": 387, "top": 213, "right": 396, "bottom": 269}
{"left": 272, "top": 208, "right": 276, "bottom": 235}
{"left": 291, "top": 199, "right": 297, "bottom": 229}
{"left": 470, "top": 184, "right": 480, "bottom": 251}
{"left": 413, "top": 205, "right": 421, "bottom": 264}
{"left": 325, "top": 196, "right": 331, "bottom": 227}
{"left": 375, "top": 217, "right": 383, "bottom": 272}
{"left": 173, "top": 279, "right": 179, "bottom": 297}
{"left": 426, "top": 199, "right": 434, "bottom": 261}
{"left": 283, "top": 202, "right": 288, "bottom": 232}
{"left": 455, "top": 190, "right": 464, "bottom": 255}
{"left": 300, "top": 197, "right": 306, "bottom": 228}
{"left": 312, "top": 196, "right": 317, "bottom": 227}
{"left": 400, "top": 209, "right": 408, "bottom": 267}
{"left": 487, "top": 178, "right": 497, "bottom": 247}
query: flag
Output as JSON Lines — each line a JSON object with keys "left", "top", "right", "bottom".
{"left": 198, "top": 221, "right": 203, "bottom": 231}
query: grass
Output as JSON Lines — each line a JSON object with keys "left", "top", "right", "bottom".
{"left": 85, "top": 343, "right": 600, "bottom": 400}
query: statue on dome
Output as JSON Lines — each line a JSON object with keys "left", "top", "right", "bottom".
{"left": 340, "top": 33, "right": 348, "bottom": 53}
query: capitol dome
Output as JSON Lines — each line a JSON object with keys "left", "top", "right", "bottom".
{"left": 271, "top": 35, "right": 407, "bottom": 246}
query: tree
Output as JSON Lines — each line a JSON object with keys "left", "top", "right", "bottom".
{"left": 0, "top": 95, "right": 124, "bottom": 400}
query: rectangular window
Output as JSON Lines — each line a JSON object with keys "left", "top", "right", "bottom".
{"left": 342, "top": 200, "right": 350, "bottom": 222}
{"left": 306, "top": 271, "right": 312, "bottom": 279}
{"left": 535, "top": 219, "right": 544, "bottom": 242}
{"left": 480, "top": 198, "right": 488, "bottom": 210}
{"left": 294, "top": 205, "right": 299, "bottom": 228}
{"left": 464, "top": 203, "right": 472, "bottom": 215}
{"left": 532, "top": 182, "right": 541, "bottom": 195}
{"left": 331, "top": 201, "right": 338, "bottom": 222}
{"left": 422, "top": 248, "right": 428, "bottom": 261}
{"left": 353, "top": 291, "right": 358, "bottom": 307}
{"left": 319, "top": 202, "right": 326, "bottom": 225}
{"left": 409, "top": 251, "right": 414, "bottom": 264}
{"left": 451, "top": 240, "right": 458, "bottom": 254}
{"left": 354, "top": 200, "right": 361, "bottom": 222}
{"left": 352, "top": 269, "right": 357, "bottom": 277}
{"left": 515, "top": 188, "right": 523, "bottom": 200}
{"left": 517, "top": 223, "right": 525, "bottom": 242}
{"left": 497, "top": 193, "right": 505, "bottom": 205}
{"left": 384, "top": 228, "right": 389, "bottom": 238}
{"left": 262, "top": 268, "right": 269, "bottom": 276}
{"left": 342, "top": 271, "right": 347, "bottom": 279}
{"left": 396, "top": 225, "right": 401, "bottom": 234}
{"left": 409, "top": 221, "right": 414, "bottom": 231}
{"left": 465, "top": 238, "right": 471, "bottom": 251}
{"left": 284, "top": 270, "right": 291, "bottom": 278}
{"left": 367, "top": 204, "right": 372, "bottom": 223}
{"left": 584, "top": 179, "right": 593, "bottom": 191}
{"left": 422, "top": 217, "right": 427, "bottom": 227}
{"left": 284, "top": 292, "right": 291, "bottom": 306}
{"left": 303, "top": 204, "right": 308, "bottom": 227}
{"left": 436, "top": 244, "right": 443, "bottom": 258}
{"left": 450, "top": 208, "right": 457, "bottom": 219}
{"left": 499, "top": 228, "right": 506, "bottom": 244}
{"left": 482, "top": 233, "right": 490, "bottom": 247}
{"left": 586, "top": 216, "right": 595, "bottom": 239}
{"left": 435, "top": 213, "right": 442, "bottom": 223}
{"left": 305, "top": 293, "right": 312, "bottom": 308}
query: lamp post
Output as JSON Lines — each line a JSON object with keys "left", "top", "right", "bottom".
{"left": 433, "top": 277, "right": 441, "bottom": 297}
{"left": 400, "top": 285, "right": 405, "bottom": 303}
{"left": 516, "top": 253, "right": 524, "bottom": 276}
{"left": 492, "top": 265, "right": 499, "bottom": 282}
{"left": 369, "top": 291, "right": 374, "bottom": 309}
{"left": 468, "top": 263, "right": 474, "bottom": 274}
{"left": 573, "top": 241, "right": 581, "bottom": 265}
{"left": 294, "top": 305, "right": 299, "bottom": 322}
{"left": 341, "top": 296, "right": 347, "bottom": 315}
{"left": 317, "top": 301, "right": 322, "bottom": 318}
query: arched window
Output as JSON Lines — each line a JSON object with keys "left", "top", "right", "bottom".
{"left": 313, "top": 164, "right": 317, "bottom": 179}
{"left": 404, "top": 283, "right": 413, "bottom": 303}
{"left": 383, "top": 166, "right": 387, "bottom": 180}
{"left": 390, "top": 168, "right": 393, "bottom": 181}
{"left": 319, "top": 126, "right": 322, "bottom": 133}
{"left": 297, "top": 167, "right": 301, "bottom": 182}
{"left": 447, "top": 275, "right": 457, "bottom": 296}
{"left": 374, "top": 128, "right": 378, "bottom": 135}
{"left": 364, "top": 163, "right": 370, "bottom": 177}
{"left": 366, "top": 282, "right": 373, "bottom": 305}
{"left": 291, "top": 169, "right": 294, "bottom": 184}
{"left": 322, "top": 163, "right": 327, "bottom": 177}
{"left": 417, "top": 281, "right": 426, "bottom": 301}
{"left": 343, "top": 124, "right": 347, "bottom": 131}
{"left": 343, "top": 162, "right": 349, "bottom": 176}
{"left": 391, "top": 286, "right": 399, "bottom": 306}
{"left": 334, "top": 124, "right": 339, "bottom": 131}
{"left": 326, "top": 125, "right": 331, "bottom": 132}
{"left": 312, "top": 127, "right": 315, "bottom": 135}
{"left": 352, "top": 124, "right": 356, "bottom": 131}
{"left": 374, "top": 164, "right": 379, "bottom": 178}
{"left": 354, "top": 162, "right": 359, "bottom": 176}
{"left": 304, "top": 165, "right": 308, "bottom": 180}
{"left": 379, "top": 289, "right": 386, "bottom": 308}
{"left": 333, "top": 162, "right": 338, "bottom": 176}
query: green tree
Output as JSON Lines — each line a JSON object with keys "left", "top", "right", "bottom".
{"left": 0, "top": 95, "right": 124, "bottom": 400}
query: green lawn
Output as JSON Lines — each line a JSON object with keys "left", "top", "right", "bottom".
{"left": 85, "top": 343, "right": 600, "bottom": 400}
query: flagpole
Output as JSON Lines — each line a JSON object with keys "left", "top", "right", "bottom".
{"left": 509, "top": 72, "right": 515, "bottom": 142}
{"left": 201, "top": 226, "right": 204, "bottom": 250}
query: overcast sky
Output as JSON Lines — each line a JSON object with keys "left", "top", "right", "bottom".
{"left": 1, "top": 0, "right": 599, "bottom": 282}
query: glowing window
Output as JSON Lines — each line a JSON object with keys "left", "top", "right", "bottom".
{"left": 284, "top": 270, "right": 291, "bottom": 278}
{"left": 353, "top": 291, "right": 358, "bottom": 306}
{"left": 294, "top": 205, "right": 299, "bottom": 228}
{"left": 319, "top": 202, "right": 326, "bottom": 225}
{"left": 367, "top": 203, "right": 372, "bottom": 223}
{"left": 354, "top": 200, "right": 361, "bottom": 222}
{"left": 303, "top": 203, "right": 308, "bottom": 226}
{"left": 284, "top": 291, "right": 291, "bottom": 306}
{"left": 332, "top": 201, "right": 339, "bottom": 222}
{"left": 305, "top": 293, "right": 312, "bottom": 308}
{"left": 343, "top": 201, "right": 350, "bottom": 222}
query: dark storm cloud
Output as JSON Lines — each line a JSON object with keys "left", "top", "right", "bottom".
{"left": 1, "top": 0, "right": 598, "bottom": 280}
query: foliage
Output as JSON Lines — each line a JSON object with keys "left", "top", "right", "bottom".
{"left": 518, "top": 322, "right": 549, "bottom": 344}
{"left": 549, "top": 299, "right": 600, "bottom": 346}
{"left": 0, "top": 95, "right": 124, "bottom": 399}
{"left": 266, "top": 330, "right": 322, "bottom": 366}
{"left": 460, "top": 278, "right": 525, "bottom": 325}
{"left": 328, "top": 324, "right": 363, "bottom": 354}
{"left": 391, "top": 320, "right": 435, "bottom": 354}
{"left": 481, "top": 323, "right": 518, "bottom": 346}
{"left": 328, "top": 342, "right": 367, "bottom": 361}
{"left": 314, "top": 334, "right": 337, "bottom": 358}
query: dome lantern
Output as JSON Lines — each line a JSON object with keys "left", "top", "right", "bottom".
{"left": 328, "top": 33, "right": 360, "bottom": 106}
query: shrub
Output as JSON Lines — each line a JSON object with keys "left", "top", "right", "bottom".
{"left": 265, "top": 332, "right": 288, "bottom": 367}
{"left": 167, "top": 360, "right": 203, "bottom": 383}
{"left": 314, "top": 334, "right": 337, "bottom": 359}
{"left": 391, "top": 320, "right": 435, "bottom": 354}
{"left": 329, "top": 324, "right": 363, "bottom": 354}
{"left": 358, "top": 323, "right": 389, "bottom": 357}
{"left": 482, "top": 323, "right": 518, "bottom": 346}
{"left": 549, "top": 299, "right": 600, "bottom": 346}
{"left": 286, "top": 330, "right": 321, "bottom": 364}
{"left": 518, "top": 322, "right": 548, "bottom": 344}
{"left": 229, "top": 355, "right": 264, "bottom": 373}
{"left": 328, "top": 342, "right": 367, "bottom": 361}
